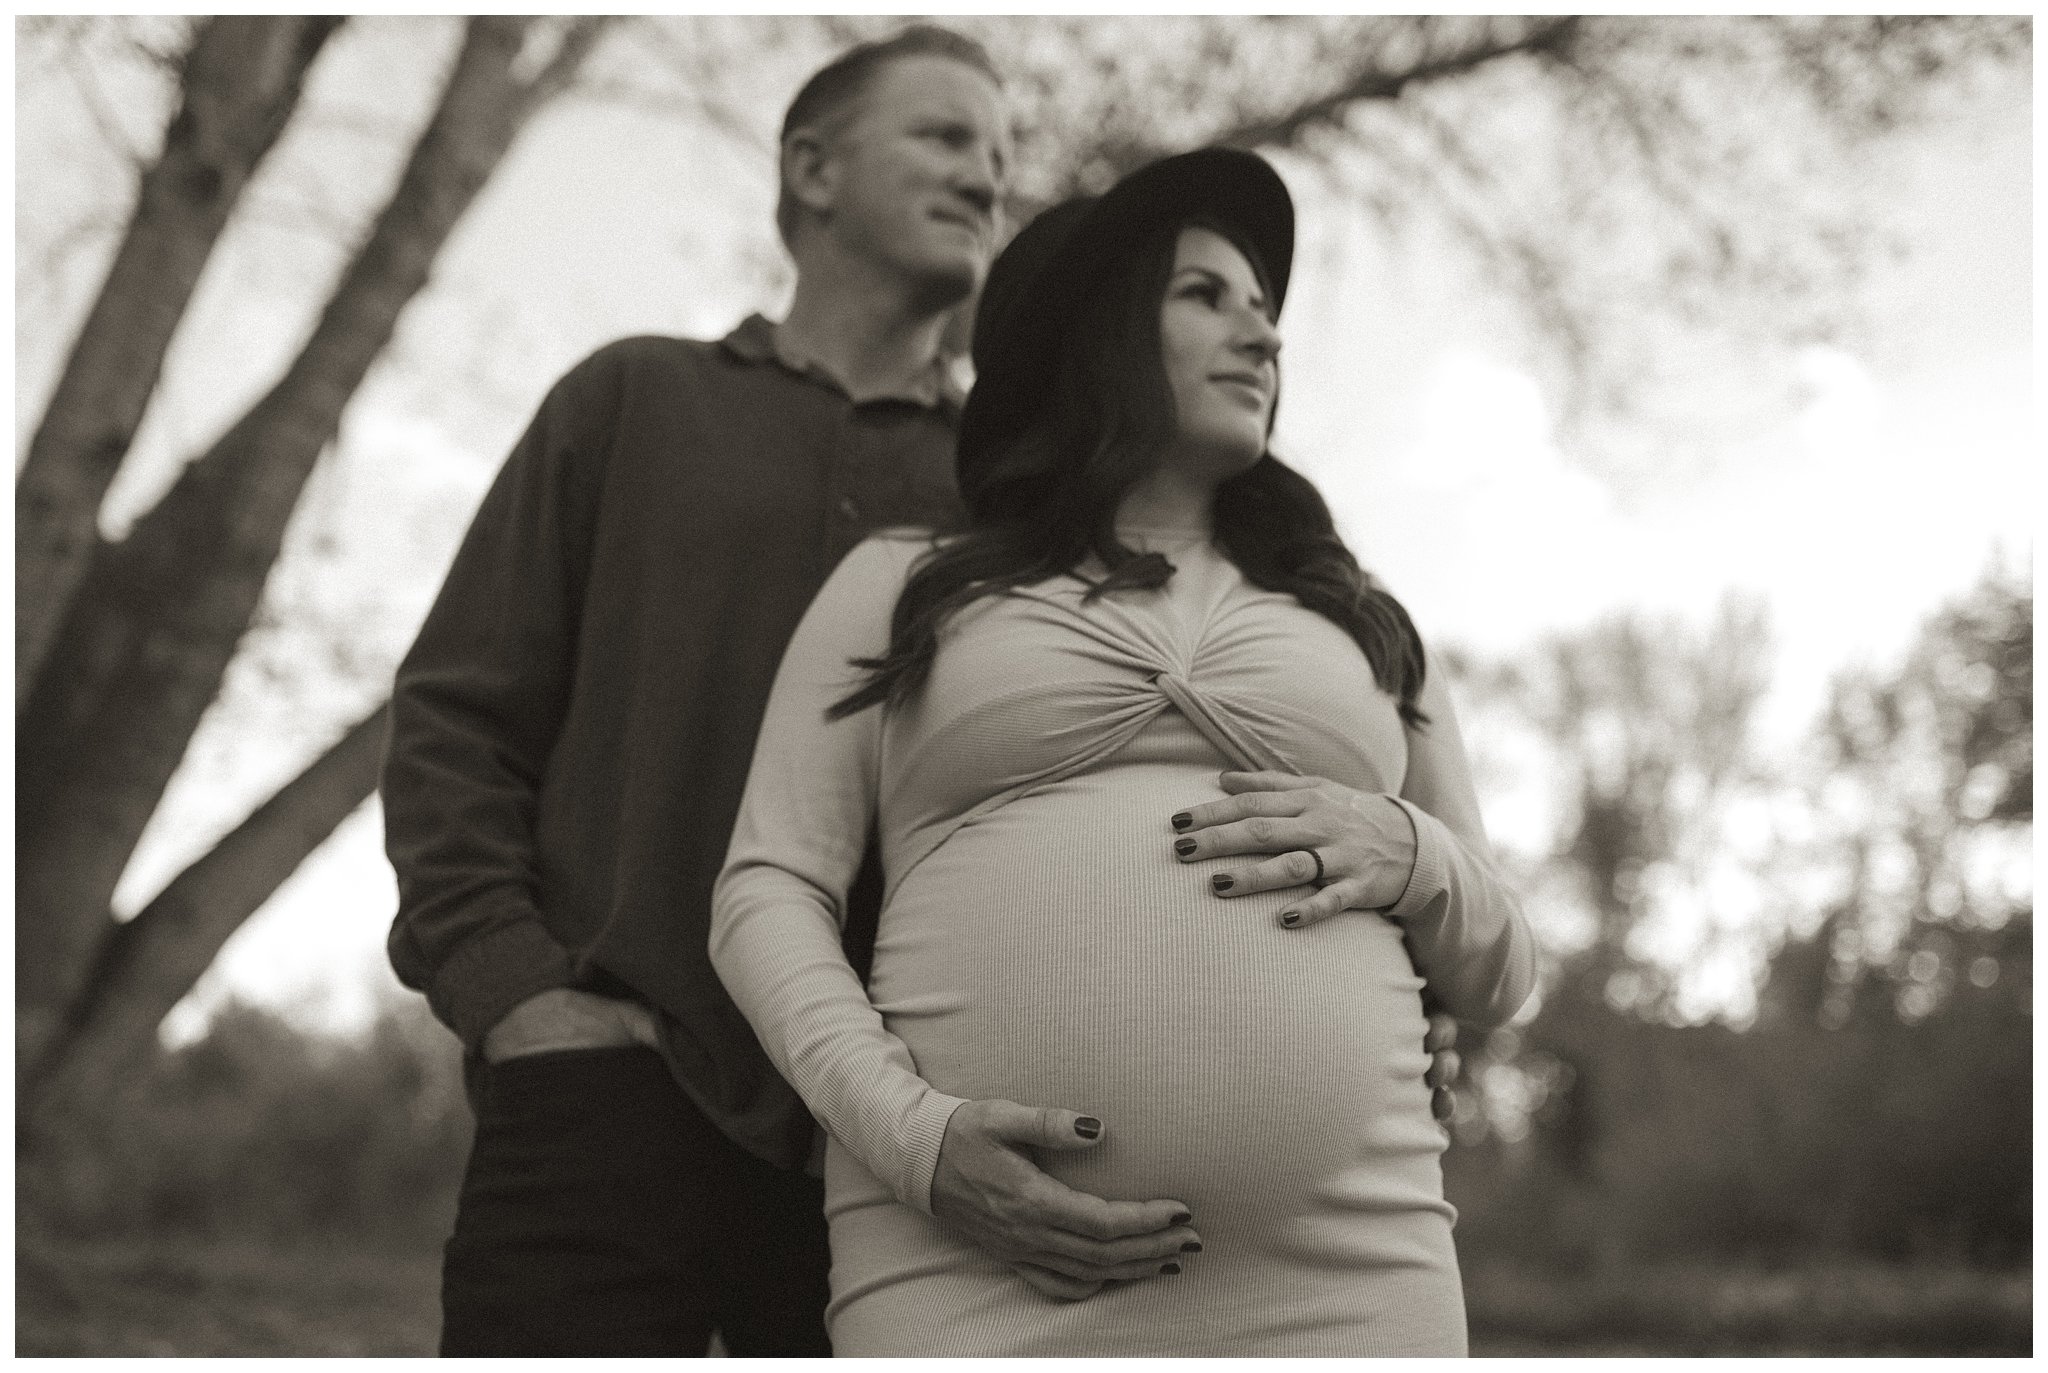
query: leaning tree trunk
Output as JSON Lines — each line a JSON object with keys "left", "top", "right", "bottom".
{"left": 15, "top": 16, "right": 611, "bottom": 1076}
{"left": 16, "top": 16, "right": 343, "bottom": 707}
{"left": 19, "top": 706, "right": 389, "bottom": 1128}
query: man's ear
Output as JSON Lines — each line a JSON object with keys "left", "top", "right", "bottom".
{"left": 783, "top": 128, "right": 840, "bottom": 222}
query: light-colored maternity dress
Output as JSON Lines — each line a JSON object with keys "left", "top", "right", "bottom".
{"left": 712, "top": 529, "right": 1535, "bottom": 1356}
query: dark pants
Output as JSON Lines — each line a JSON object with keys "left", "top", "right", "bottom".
{"left": 439, "top": 1046, "right": 833, "bottom": 1356}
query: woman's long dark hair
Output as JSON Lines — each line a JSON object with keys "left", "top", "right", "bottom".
{"left": 828, "top": 216, "right": 1429, "bottom": 729}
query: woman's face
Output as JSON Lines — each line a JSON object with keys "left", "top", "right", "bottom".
{"left": 1157, "top": 224, "right": 1281, "bottom": 478}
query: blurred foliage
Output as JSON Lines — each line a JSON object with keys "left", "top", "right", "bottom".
{"left": 18, "top": 990, "right": 470, "bottom": 1248}
{"left": 1454, "top": 595, "right": 1777, "bottom": 1015}
{"left": 612, "top": 14, "right": 2029, "bottom": 456}
{"left": 1786, "top": 558, "right": 2032, "bottom": 1022}
{"left": 40, "top": 16, "right": 2005, "bottom": 460}
{"left": 16, "top": 1234, "right": 441, "bottom": 1357}
{"left": 1444, "top": 560, "right": 2031, "bottom": 1276}
{"left": 1463, "top": 1260, "right": 2030, "bottom": 1355}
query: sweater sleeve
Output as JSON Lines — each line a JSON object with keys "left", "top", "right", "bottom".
{"left": 710, "top": 535, "right": 966, "bottom": 1215}
{"left": 1384, "top": 650, "right": 1539, "bottom": 1029}
{"left": 380, "top": 352, "right": 617, "bottom": 1050}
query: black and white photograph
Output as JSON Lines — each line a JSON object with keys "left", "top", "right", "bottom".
{"left": 14, "top": 13, "right": 2032, "bottom": 1357}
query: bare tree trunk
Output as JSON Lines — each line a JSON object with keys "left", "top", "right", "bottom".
{"left": 15, "top": 17, "right": 610, "bottom": 1070}
{"left": 16, "top": 16, "right": 344, "bottom": 707}
{"left": 18, "top": 706, "right": 389, "bottom": 1129}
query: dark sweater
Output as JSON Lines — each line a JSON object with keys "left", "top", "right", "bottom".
{"left": 382, "top": 315, "right": 963, "bottom": 1167}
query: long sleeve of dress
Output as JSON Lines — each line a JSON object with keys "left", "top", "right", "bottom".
{"left": 711, "top": 535, "right": 965, "bottom": 1215}
{"left": 381, "top": 355, "right": 615, "bottom": 1049}
{"left": 1384, "top": 658, "right": 1539, "bottom": 1029}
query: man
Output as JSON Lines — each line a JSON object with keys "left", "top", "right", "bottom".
{"left": 385, "top": 22, "right": 1458, "bottom": 1356}
{"left": 388, "top": 25, "right": 1174, "bottom": 1355}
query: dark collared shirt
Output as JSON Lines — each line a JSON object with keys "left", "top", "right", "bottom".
{"left": 383, "top": 315, "right": 963, "bottom": 1167}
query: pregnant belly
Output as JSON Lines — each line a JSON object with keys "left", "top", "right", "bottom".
{"left": 870, "top": 762, "right": 1449, "bottom": 1231}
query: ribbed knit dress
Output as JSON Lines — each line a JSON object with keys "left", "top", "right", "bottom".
{"left": 712, "top": 528, "right": 1535, "bottom": 1356}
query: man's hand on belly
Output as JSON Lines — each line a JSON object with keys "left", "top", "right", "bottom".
{"left": 931, "top": 1099, "right": 1203, "bottom": 1301}
{"left": 1423, "top": 1007, "right": 1460, "bottom": 1126}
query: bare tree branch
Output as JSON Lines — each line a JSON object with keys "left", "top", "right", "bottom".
{"left": 19, "top": 705, "right": 389, "bottom": 1125}
{"left": 60, "top": 39, "right": 153, "bottom": 170}
{"left": 1216, "top": 17, "right": 1582, "bottom": 159}
{"left": 17, "top": 16, "right": 346, "bottom": 705}
{"left": 513, "top": 14, "right": 616, "bottom": 114}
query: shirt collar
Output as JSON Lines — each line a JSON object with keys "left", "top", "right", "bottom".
{"left": 719, "top": 313, "right": 965, "bottom": 414}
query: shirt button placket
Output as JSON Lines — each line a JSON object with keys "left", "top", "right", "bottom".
{"left": 822, "top": 409, "right": 862, "bottom": 569}
{"left": 842, "top": 408, "right": 889, "bottom": 529}
{"left": 842, "top": 413, "right": 864, "bottom": 523}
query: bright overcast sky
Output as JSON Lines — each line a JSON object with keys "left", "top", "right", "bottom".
{"left": 12, "top": 20, "right": 2033, "bottom": 1039}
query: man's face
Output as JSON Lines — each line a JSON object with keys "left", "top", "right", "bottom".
{"left": 816, "top": 55, "right": 1011, "bottom": 309}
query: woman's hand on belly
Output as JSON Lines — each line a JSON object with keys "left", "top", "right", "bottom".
{"left": 1171, "top": 769, "right": 1415, "bottom": 920}
{"left": 1169, "top": 769, "right": 1464, "bottom": 1123}
{"left": 933, "top": 1098, "right": 1203, "bottom": 1299}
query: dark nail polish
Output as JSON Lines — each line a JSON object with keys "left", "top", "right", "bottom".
{"left": 1280, "top": 911, "right": 1300, "bottom": 927}
{"left": 1211, "top": 874, "right": 1233, "bottom": 893}
{"left": 1160, "top": 1262, "right": 1182, "bottom": 1275}
{"left": 1174, "top": 838, "right": 1197, "bottom": 857}
{"left": 1181, "top": 1241, "right": 1202, "bottom": 1253}
{"left": 1171, "top": 1211, "right": 1193, "bottom": 1226}
{"left": 1074, "top": 1116, "right": 1102, "bottom": 1139}
{"left": 1171, "top": 812, "right": 1192, "bottom": 831}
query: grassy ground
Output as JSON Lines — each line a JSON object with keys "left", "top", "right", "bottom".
{"left": 1464, "top": 1261, "right": 2032, "bottom": 1356}
{"left": 14, "top": 1229, "right": 2031, "bottom": 1356}
{"left": 16, "top": 1233, "right": 442, "bottom": 1357}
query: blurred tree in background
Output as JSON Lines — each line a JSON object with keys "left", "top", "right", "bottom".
{"left": 1748, "top": 562, "right": 2031, "bottom": 1263}
{"left": 18, "top": 14, "right": 613, "bottom": 1126}
{"left": 1442, "top": 562, "right": 2031, "bottom": 1295}
{"left": 20, "top": 990, "right": 469, "bottom": 1248}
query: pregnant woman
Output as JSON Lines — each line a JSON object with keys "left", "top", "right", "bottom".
{"left": 711, "top": 147, "right": 1534, "bottom": 1355}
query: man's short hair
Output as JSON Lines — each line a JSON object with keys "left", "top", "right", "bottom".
{"left": 775, "top": 24, "right": 1003, "bottom": 247}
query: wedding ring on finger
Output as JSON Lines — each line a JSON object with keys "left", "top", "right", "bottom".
{"left": 1297, "top": 848, "right": 1325, "bottom": 886}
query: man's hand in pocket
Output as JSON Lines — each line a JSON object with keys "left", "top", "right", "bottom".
{"left": 482, "top": 988, "right": 660, "bottom": 1063}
